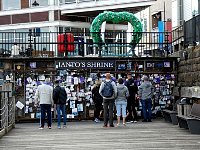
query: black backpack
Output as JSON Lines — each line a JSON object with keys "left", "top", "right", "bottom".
{"left": 101, "top": 81, "right": 114, "bottom": 98}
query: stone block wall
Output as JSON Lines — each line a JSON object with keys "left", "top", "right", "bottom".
{"left": 178, "top": 45, "right": 200, "bottom": 87}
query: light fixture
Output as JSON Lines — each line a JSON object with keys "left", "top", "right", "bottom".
{"left": 32, "top": 0, "right": 39, "bottom": 7}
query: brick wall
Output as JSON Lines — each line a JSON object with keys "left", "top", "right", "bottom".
{"left": 0, "top": 11, "right": 49, "bottom": 25}
{"left": 0, "top": 16, "right": 11, "bottom": 25}
{"left": 12, "top": 13, "right": 29, "bottom": 24}
{"left": 31, "top": 12, "right": 49, "bottom": 22}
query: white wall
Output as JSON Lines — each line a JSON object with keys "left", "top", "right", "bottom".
{"left": 184, "top": 0, "right": 192, "bottom": 21}
{"left": 172, "top": 0, "right": 178, "bottom": 28}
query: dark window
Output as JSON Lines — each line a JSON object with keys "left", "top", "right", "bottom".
{"left": 152, "top": 12, "right": 162, "bottom": 29}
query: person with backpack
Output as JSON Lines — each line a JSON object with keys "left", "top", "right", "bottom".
{"left": 125, "top": 74, "right": 139, "bottom": 123}
{"left": 116, "top": 78, "right": 129, "bottom": 126}
{"left": 53, "top": 80, "right": 67, "bottom": 129}
{"left": 99, "top": 73, "right": 117, "bottom": 127}
{"left": 92, "top": 80, "right": 103, "bottom": 123}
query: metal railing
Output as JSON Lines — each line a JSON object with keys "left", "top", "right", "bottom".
{"left": 0, "top": 31, "right": 171, "bottom": 58}
{"left": 184, "top": 14, "right": 200, "bottom": 47}
{"left": 172, "top": 25, "right": 184, "bottom": 45}
{"left": 0, "top": 90, "right": 15, "bottom": 138}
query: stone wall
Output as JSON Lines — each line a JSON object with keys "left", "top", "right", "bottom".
{"left": 178, "top": 45, "right": 200, "bottom": 87}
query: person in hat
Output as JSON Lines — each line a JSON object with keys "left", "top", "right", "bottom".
{"left": 92, "top": 80, "right": 103, "bottom": 123}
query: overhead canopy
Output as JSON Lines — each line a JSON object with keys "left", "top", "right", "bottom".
{"left": 61, "top": 0, "right": 156, "bottom": 16}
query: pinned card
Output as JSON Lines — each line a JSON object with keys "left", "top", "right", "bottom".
{"left": 72, "top": 108, "right": 78, "bottom": 116}
{"left": 25, "top": 106, "right": 29, "bottom": 113}
{"left": 77, "top": 104, "right": 83, "bottom": 112}
{"left": 16, "top": 101, "right": 24, "bottom": 109}
{"left": 67, "top": 114, "right": 74, "bottom": 119}
{"left": 70, "top": 100, "right": 75, "bottom": 109}
{"left": 74, "top": 77, "right": 79, "bottom": 85}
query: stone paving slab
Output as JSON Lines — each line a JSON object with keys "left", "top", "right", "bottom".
{"left": 0, "top": 119, "right": 200, "bottom": 150}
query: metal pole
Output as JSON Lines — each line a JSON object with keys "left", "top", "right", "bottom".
{"left": 64, "top": 29, "right": 68, "bottom": 57}
{"left": 164, "top": 1, "right": 166, "bottom": 32}
{"left": 5, "top": 92, "right": 8, "bottom": 133}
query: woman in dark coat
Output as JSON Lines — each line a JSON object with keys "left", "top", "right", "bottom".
{"left": 92, "top": 80, "right": 103, "bottom": 123}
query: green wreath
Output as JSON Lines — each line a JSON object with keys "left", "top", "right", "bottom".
{"left": 90, "top": 11, "right": 143, "bottom": 45}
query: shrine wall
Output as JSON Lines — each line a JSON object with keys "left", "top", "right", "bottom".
{"left": 176, "top": 45, "right": 200, "bottom": 98}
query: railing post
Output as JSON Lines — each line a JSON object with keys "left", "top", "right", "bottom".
{"left": 192, "top": 15, "right": 197, "bottom": 46}
{"left": 98, "top": 32, "right": 102, "bottom": 57}
{"left": 5, "top": 92, "right": 8, "bottom": 133}
{"left": 64, "top": 29, "right": 68, "bottom": 57}
{"left": 183, "top": 20, "right": 187, "bottom": 48}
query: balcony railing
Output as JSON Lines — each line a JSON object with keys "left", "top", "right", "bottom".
{"left": 0, "top": 89, "right": 15, "bottom": 138}
{"left": 0, "top": 31, "right": 171, "bottom": 58}
{"left": 184, "top": 14, "right": 200, "bottom": 47}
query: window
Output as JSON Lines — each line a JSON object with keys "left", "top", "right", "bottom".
{"left": 59, "top": 0, "right": 76, "bottom": 4}
{"left": 152, "top": 12, "right": 162, "bottom": 29}
{"left": 192, "top": 0, "right": 199, "bottom": 16}
{"left": 2, "top": 0, "right": 21, "bottom": 10}
{"left": 30, "top": 0, "right": 48, "bottom": 7}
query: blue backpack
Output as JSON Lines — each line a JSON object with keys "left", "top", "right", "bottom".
{"left": 102, "top": 81, "right": 114, "bottom": 98}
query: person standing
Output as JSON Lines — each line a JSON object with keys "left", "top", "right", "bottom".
{"left": 125, "top": 74, "right": 138, "bottom": 123}
{"left": 116, "top": 78, "right": 129, "bottom": 126}
{"left": 53, "top": 80, "right": 67, "bottom": 129}
{"left": 138, "top": 76, "right": 154, "bottom": 122}
{"left": 99, "top": 73, "right": 117, "bottom": 127}
{"left": 35, "top": 78, "right": 53, "bottom": 129}
{"left": 11, "top": 42, "right": 21, "bottom": 57}
{"left": 92, "top": 80, "right": 103, "bottom": 123}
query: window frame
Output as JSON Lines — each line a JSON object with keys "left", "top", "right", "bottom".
{"left": 2, "top": 0, "right": 21, "bottom": 11}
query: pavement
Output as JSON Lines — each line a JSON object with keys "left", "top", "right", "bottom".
{"left": 0, "top": 119, "right": 200, "bottom": 150}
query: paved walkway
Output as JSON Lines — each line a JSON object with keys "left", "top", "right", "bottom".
{"left": 0, "top": 119, "right": 200, "bottom": 150}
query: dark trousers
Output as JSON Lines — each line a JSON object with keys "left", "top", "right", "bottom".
{"left": 40, "top": 104, "right": 52, "bottom": 127}
{"left": 103, "top": 99, "right": 114, "bottom": 126}
{"left": 94, "top": 103, "right": 102, "bottom": 120}
{"left": 127, "top": 97, "right": 138, "bottom": 121}
{"left": 141, "top": 99, "right": 152, "bottom": 120}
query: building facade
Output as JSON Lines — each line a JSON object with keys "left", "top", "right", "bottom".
{"left": 0, "top": 0, "right": 156, "bottom": 53}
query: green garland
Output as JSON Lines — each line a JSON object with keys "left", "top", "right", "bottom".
{"left": 90, "top": 11, "right": 143, "bottom": 45}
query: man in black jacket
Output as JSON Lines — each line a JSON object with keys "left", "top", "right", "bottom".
{"left": 125, "top": 74, "right": 138, "bottom": 123}
{"left": 53, "top": 80, "right": 67, "bottom": 129}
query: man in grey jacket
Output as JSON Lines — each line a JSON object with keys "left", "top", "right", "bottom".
{"left": 138, "top": 76, "right": 154, "bottom": 122}
{"left": 99, "top": 73, "right": 117, "bottom": 127}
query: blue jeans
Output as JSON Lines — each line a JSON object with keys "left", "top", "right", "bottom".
{"left": 116, "top": 101, "right": 127, "bottom": 118}
{"left": 56, "top": 104, "right": 67, "bottom": 127}
{"left": 141, "top": 99, "right": 152, "bottom": 120}
{"left": 40, "top": 104, "right": 52, "bottom": 127}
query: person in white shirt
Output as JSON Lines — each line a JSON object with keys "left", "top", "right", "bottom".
{"left": 11, "top": 42, "right": 21, "bottom": 57}
{"left": 35, "top": 78, "right": 53, "bottom": 129}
